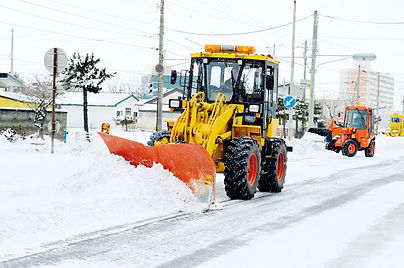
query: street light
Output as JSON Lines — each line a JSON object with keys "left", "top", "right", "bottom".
{"left": 307, "top": 53, "right": 376, "bottom": 127}
{"left": 278, "top": 53, "right": 376, "bottom": 129}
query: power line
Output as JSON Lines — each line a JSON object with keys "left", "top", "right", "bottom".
{"left": 184, "top": 37, "right": 203, "bottom": 48}
{"left": 198, "top": 0, "right": 263, "bottom": 29}
{"left": 0, "top": 20, "right": 156, "bottom": 50}
{"left": 45, "top": 0, "right": 157, "bottom": 28}
{"left": 15, "top": 0, "right": 153, "bottom": 35}
{"left": 165, "top": 14, "right": 312, "bottom": 36}
{"left": 164, "top": 38, "right": 195, "bottom": 51}
{"left": 320, "top": 14, "right": 404, "bottom": 25}
{"left": 0, "top": 4, "right": 154, "bottom": 38}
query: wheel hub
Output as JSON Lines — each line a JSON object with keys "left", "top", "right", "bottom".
{"left": 248, "top": 153, "right": 258, "bottom": 185}
{"left": 277, "top": 152, "right": 285, "bottom": 181}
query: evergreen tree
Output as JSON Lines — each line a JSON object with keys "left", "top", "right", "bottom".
{"left": 313, "top": 100, "right": 323, "bottom": 125}
{"left": 15, "top": 75, "right": 53, "bottom": 139}
{"left": 292, "top": 98, "right": 323, "bottom": 136}
{"left": 61, "top": 53, "right": 115, "bottom": 141}
{"left": 276, "top": 97, "right": 288, "bottom": 138}
{"left": 293, "top": 98, "right": 308, "bottom": 137}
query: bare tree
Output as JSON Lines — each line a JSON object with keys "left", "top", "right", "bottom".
{"left": 107, "top": 79, "right": 143, "bottom": 99}
{"left": 140, "top": 73, "right": 152, "bottom": 95}
{"left": 107, "top": 80, "right": 134, "bottom": 94}
{"left": 15, "top": 75, "right": 54, "bottom": 139}
{"left": 323, "top": 101, "right": 339, "bottom": 123}
{"left": 320, "top": 99, "right": 349, "bottom": 125}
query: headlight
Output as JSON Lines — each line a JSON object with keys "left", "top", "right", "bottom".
{"left": 169, "top": 99, "right": 181, "bottom": 108}
{"left": 249, "top": 105, "right": 260, "bottom": 113}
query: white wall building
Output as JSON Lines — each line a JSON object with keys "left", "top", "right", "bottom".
{"left": 278, "top": 83, "right": 306, "bottom": 100}
{"left": 137, "top": 88, "right": 184, "bottom": 130}
{"left": 338, "top": 57, "right": 395, "bottom": 130}
{"left": 339, "top": 60, "right": 394, "bottom": 108}
{"left": 57, "top": 92, "right": 139, "bottom": 129}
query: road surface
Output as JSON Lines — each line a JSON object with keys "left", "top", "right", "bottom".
{"left": 3, "top": 154, "right": 404, "bottom": 267}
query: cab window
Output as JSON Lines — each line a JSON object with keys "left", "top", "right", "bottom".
{"left": 206, "top": 62, "right": 238, "bottom": 101}
{"left": 345, "top": 110, "right": 367, "bottom": 129}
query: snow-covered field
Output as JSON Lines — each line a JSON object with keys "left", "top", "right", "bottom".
{"left": 1, "top": 128, "right": 404, "bottom": 267}
{"left": 0, "top": 129, "right": 200, "bottom": 261}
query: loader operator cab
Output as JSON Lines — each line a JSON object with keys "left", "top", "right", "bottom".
{"left": 391, "top": 116, "right": 402, "bottom": 123}
{"left": 345, "top": 109, "right": 367, "bottom": 129}
{"left": 171, "top": 44, "right": 279, "bottom": 133}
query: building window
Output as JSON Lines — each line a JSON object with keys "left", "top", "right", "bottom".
{"left": 117, "top": 111, "right": 123, "bottom": 117}
{"left": 133, "top": 112, "right": 138, "bottom": 118}
{"left": 125, "top": 108, "right": 131, "bottom": 116}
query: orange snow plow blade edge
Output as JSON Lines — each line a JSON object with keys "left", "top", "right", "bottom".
{"left": 97, "top": 132, "right": 216, "bottom": 195}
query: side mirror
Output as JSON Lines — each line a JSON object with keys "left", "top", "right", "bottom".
{"left": 170, "top": 70, "right": 177, "bottom": 85}
{"left": 266, "top": 76, "right": 274, "bottom": 90}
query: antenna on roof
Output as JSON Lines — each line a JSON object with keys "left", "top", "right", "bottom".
{"left": 10, "top": 29, "right": 14, "bottom": 74}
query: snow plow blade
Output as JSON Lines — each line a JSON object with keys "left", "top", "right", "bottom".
{"left": 98, "top": 132, "right": 216, "bottom": 202}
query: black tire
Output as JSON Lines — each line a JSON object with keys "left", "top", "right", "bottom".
{"left": 224, "top": 137, "right": 261, "bottom": 200}
{"left": 365, "top": 140, "right": 375, "bottom": 157}
{"left": 342, "top": 140, "right": 358, "bottom": 157}
{"left": 258, "top": 140, "right": 287, "bottom": 193}
{"left": 147, "top": 130, "right": 171, "bottom": 146}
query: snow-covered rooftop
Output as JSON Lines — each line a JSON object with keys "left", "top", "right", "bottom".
{"left": 56, "top": 92, "right": 138, "bottom": 107}
{"left": 139, "top": 103, "right": 170, "bottom": 112}
{"left": 0, "top": 73, "right": 23, "bottom": 88}
{"left": 0, "top": 90, "right": 39, "bottom": 103}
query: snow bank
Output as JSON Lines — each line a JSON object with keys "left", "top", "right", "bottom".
{"left": 0, "top": 130, "right": 200, "bottom": 260}
{"left": 286, "top": 133, "right": 404, "bottom": 185}
{"left": 2, "top": 128, "right": 404, "bottom": 261}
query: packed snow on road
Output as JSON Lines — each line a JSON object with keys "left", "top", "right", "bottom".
{"left": 1, "top": 129, "right": 404, "bottom": 267}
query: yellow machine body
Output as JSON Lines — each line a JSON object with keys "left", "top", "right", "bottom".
{"left": 387, "top": 113, "right": 404, "bottom": 137}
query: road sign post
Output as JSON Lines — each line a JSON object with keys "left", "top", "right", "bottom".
{"left": 284, "top": 95, "right": 296, "bottom": 109}
{"left": 155, "top": 63, "right": 164, "bottom": 131}
{"left": 155, "top": 63, "right": 164, "bottom": 74}
{"left": 284, "top": 96, "right": 296, "bottom": 141}
{"left": 44, "top": 48, "right": 67, "bottom": 154}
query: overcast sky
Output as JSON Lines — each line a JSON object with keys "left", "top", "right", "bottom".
{"left": 0, "top": 0, "right": 403, "bottom": 108}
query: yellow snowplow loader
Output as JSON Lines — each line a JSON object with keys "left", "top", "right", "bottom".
{"left": 100, "top": 44, "right": 292, "bottom": 201}
{"left": 386, "top": 113, "right": 404, "bottom": 137}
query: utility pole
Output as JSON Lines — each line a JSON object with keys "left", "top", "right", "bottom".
{"left": 156, "top": 0, "right": 164, "bottom": 131}
{"left": 289, "top": 0, "right": 296, "bottom": 96}
{"left": 402, "top": 95, "right": 404, "bottom": 113}
{"left": 354, "top": 64, "right": 361, "bottom": 105}
{"left": 303, "top": 40, "right": 308, "bottom": 101}
{"left": 308, "top": 10, "right": 318, "bottom": 128}
{"left": 287, "top": 0, "right": 297, "bottom": 141}
{"left": 10, "top": 29, "right": 14, "bottom": 74}
{"left": 301, "top": 40, "right": 308, "bottom": 133}
{"left": 376, "top": 72, "right": 380, "bottom": 134}
{"left": 51, "top": 48, "right": 57, "bottom": 154}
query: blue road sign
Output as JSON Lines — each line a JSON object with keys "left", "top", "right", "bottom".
{"left": 155, "top": 63, "right": 164, "bottom": 73}
{"left": 284, "top": 95, "right": 296, "bottom": 108}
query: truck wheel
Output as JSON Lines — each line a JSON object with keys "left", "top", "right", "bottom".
{"left": 224, "top": 137, "right": 261, "bottom": 200}
{"left": 147, "top": 130, "right": 171, "bottom": 146}
{"left": 342, "top": 140, "right": 357, "bottom": 157}
{"left": 258, "top": 140, "right": 287, "bottom": 193}
{"left": 365, "top": 140, "right": 375, "bottom": 157}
